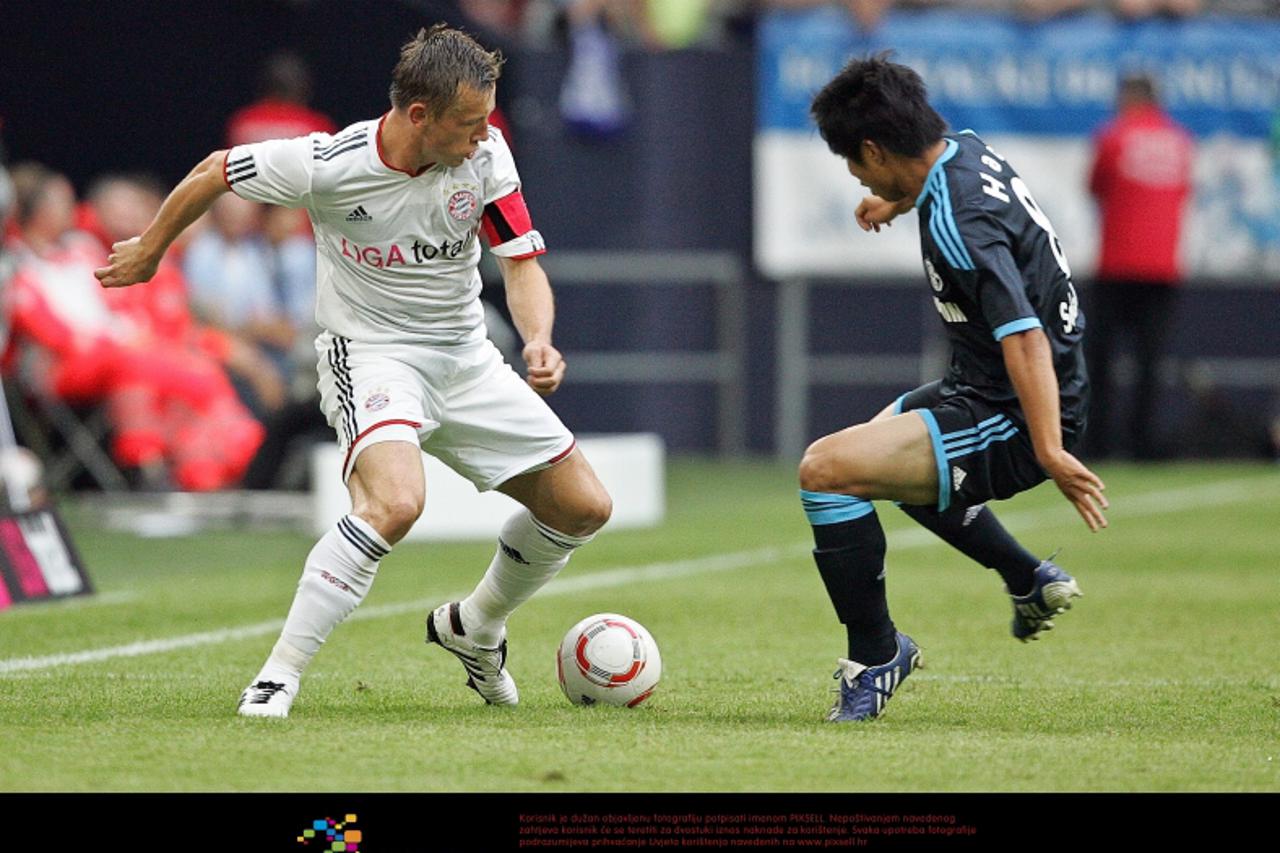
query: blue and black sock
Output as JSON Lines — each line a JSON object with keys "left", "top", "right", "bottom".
{"left": 801, "top": 490, "right": 898, "bottom": 666}
{"left": 898, "top": 502, "right": 1038, "bottom": 595}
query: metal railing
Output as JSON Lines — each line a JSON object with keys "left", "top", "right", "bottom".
{"left": 773, "top": 275, "right": 1280, "bottom": 460}
{"left": 541, "top": 250, "right": 748, "bottom": 455}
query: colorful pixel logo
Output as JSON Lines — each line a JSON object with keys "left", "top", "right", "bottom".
{"left": 297, "top": 814, "right": 361, "bottom": 851}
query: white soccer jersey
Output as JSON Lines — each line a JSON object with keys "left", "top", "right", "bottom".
{"left": 224, "top": 116, "right": 545, "bottom": 345}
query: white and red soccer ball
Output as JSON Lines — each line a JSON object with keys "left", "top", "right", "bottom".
{"left": 556, "top": 613, "right": 661, "bottom": 707}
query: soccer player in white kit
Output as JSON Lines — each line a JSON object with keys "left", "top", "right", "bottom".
{"left": 95, "top": 25, "right": 613, "bottom": 718}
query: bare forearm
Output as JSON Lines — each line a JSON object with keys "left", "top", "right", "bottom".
{"left": 1001, "top": 329, "right": 1063, "bottom": 465}
{"left": 141, "top": 151, "right": 230, "bottom": 259}
{"left": 98, "top": 151, "right": 231, "bottom": 288}
{"left": 496, "top": 255, "right": 566, "bottom": 395}
{"left": 1003, "top": 328, "right": 1109, "bottom": 529}
{"left": 499, "top": 256, "right": 555, "bottom": 346}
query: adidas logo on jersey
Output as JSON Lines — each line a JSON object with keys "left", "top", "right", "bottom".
{"left": 952, "top": 466, "right": 967, "bottom": 491}
{"left": 345, "top": 206, "right": 373, "bottom": 222}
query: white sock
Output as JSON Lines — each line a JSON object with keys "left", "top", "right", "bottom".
{"left": 460, "top": 509, "right": 594, "bottom": 646}
{"left": 254, "top": 515, "right": 390, "bottom": 686}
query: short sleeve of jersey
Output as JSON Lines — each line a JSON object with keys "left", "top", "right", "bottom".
{"left": 224, "top": 136, "right": 314, "bottom": 209}
{"left": 953, "top": 200, "right": 1042, "bottom": 342}
{"left": 478, "top": 127, "right": 546, "bottom": 259}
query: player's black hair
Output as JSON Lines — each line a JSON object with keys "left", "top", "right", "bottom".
{"left": 810, "top": 53, "right": 947, "bottom": 164}
{"left": 389, "top": 23, "right": 504, "bottom": 115}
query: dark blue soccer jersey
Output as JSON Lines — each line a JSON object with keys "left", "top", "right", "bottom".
{"left": 915, "top": 132, "right": 1088, "bottom": 429}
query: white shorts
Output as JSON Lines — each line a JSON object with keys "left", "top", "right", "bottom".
{"left": 316, "top": 331, "right": 576, "bottom": 490}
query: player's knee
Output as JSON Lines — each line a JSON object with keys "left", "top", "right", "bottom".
{"left": 799, "top": 438, "right": 871, "bottom": 497}
{"left": 541, "top": 483, "right": 612, "bottom": 538}
{"left": 357, "top": 490, "right": 424, "bottom": 543}
{"left": 585, "top": 489, "right": 613, "bottom": 533}
{"left": 565, "top": 487, "right": 612, "bottom": 537}
{"left": 798, "top": 441, "right": 841, "bottom": 494}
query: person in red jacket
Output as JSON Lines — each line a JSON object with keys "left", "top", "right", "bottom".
{"left": 4, "top": 164, "right": 264, "bottom": 491}
{"left": 1085, "top": 73, "right": 1194, "bottom": 460}
{"left": 225, "top": 52, "right": 337, "bottom": 147}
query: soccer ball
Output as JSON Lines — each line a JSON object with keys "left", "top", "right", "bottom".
{"left": 556, "top": 613, "right": 661, "bottom": 707}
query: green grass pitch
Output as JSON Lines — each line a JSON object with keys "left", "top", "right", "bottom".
{"left": 0, "top": 460, "right": 1276, "bottom": 793}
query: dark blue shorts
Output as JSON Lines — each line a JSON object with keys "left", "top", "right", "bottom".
{"left": 893, "top": 381, "right": 1078, "bottom": 512}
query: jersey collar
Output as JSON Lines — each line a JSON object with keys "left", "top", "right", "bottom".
{"left": 375, "top": 113, "right": 435, "bottom": 177}
{"left": 914, "top": 138, "right": 959, "bottom": 209}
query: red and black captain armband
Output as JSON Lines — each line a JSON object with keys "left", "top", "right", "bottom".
{"left": 480, "top": 190, "right": 535, "bottom": 246}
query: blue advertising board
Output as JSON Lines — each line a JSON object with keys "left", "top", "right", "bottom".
{"left": 758, "top": 9, "right": 1280, "bottom": 138}
{"left": 754, "top": 9, "right": 1280, "bottom": 279}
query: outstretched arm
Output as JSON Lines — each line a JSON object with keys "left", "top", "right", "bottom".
{"left": 497, "top": 254, "right": 564, "bottom": 396}
{"left": 1002, "top": 328, "right": 1108, "bottom": 531}
{"left": 94, "top": 150, "right": 230, "bottom": 288}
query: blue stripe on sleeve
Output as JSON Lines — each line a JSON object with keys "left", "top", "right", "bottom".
{"left": 799, "top": 490, "right": 875, "bottom": 526}
{"left": 892, "top": 393, "right": 908, "bottom": 416}
{"left": 992, "top": 317, "right": 1043, "bottom": 341}
{"left": 936, "top": 176, "right": 975, "bottom": 270}
{"left": 915, "top": 139, "right": 959, "bottom": 209}
{"left": 929, "top": 201, "right": 967, "bottom": 270}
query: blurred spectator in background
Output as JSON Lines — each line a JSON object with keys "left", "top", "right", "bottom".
{"left": 0, "top": 146, "right": 13, "bottom": 263}
{"left": 225, "top": 51, "right": 337, "bottom": 147}
{"left": 462, "top": 0, "right": 534, "bottom": 40}
{"left": 78, "top": 174, "right": 169, "bottom": 256}
{"left": 556, "top": 0, "right": 634, "bottom": 136}
{"left": 3, "top": 163, "right": 264, "bottom": 490}
{"left": 1016, "top": 0, "right": 1094, "bottom": 17}
{"left": 83, "top": 174, "right": 287, "bottom": 419}
{"left": 530, "top": 0, "right": 757, "bottom": 48}
{"left": 761, "top": 0, "right": 895, "bottom": 32}
{"left": 1084, "top": 73, "right": 1194, "bottom": 460}
{"left": 1110, "top": 0, "right": 1203, "bottom": 18}
{"left": 183, "top": 192, "right": 294, "bottom": 417}
{"left": 261, "top": 205, "right": 317, "bottom": 348}
{"left": 239, "top": 204, "right": 327, "bottom": 491}
{"left": 755, "top": 0, "right": 1215, "bottom": 26}
{"left": 641, "top": 0, "right": 720, "bottom": 48}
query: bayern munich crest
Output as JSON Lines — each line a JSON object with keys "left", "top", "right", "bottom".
{"left": 364, "top": 391, "right": 391, "bottom": 412}
{"left": 447, "top": 189, "right": 478, "bottom": 221}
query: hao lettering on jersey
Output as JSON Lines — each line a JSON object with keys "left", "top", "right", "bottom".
{"left": 915, "top": 132, "right": 1089, "bottom": 429}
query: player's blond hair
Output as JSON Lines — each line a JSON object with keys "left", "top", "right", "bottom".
{"left": 389, "top": 23, "right": 503, "bottom": 116}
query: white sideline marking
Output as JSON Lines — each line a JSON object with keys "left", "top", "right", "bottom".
{"left": 0, "top": 476, "right": 1274, "bottom": 676}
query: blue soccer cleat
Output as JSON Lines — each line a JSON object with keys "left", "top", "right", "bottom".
{"left": 1010, "top": 560, "right": 1083, "bottom": 642}
{"left": 827, "top": 632, "right": 922, "bottom": 722}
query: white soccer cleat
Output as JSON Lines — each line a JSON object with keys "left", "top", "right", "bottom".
{"left": 426, "top": 602, "right": 519, "bottom": 706}
{"left": 237, "top": 680, "right": 295, "bottom": 718}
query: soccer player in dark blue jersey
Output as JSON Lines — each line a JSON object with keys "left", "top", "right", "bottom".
{"left": 801, "top": 55, "right": 1108, "bottom": 722}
